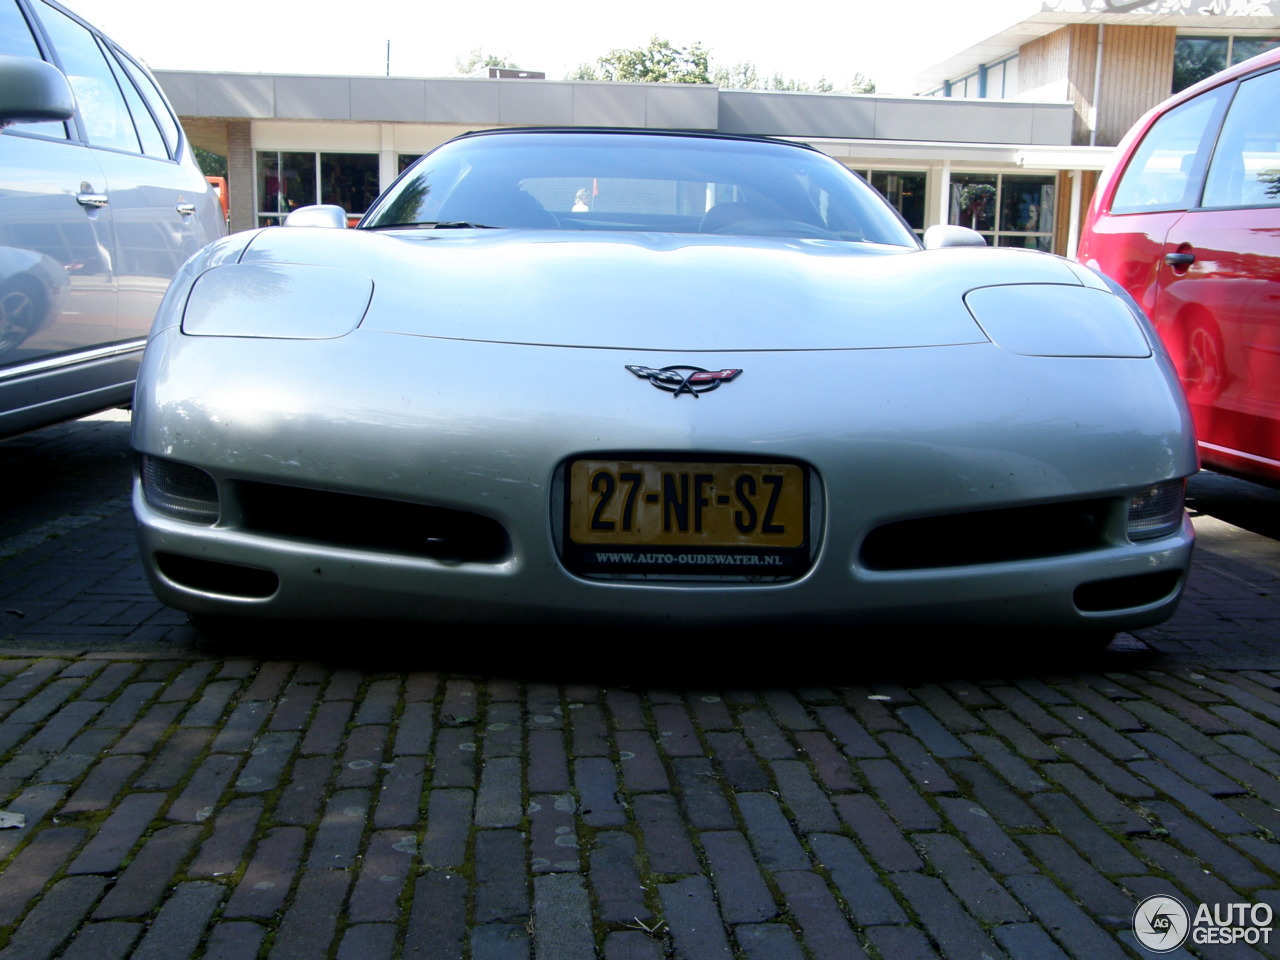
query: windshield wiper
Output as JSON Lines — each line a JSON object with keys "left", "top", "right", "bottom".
{"left": 364, "top": 221, "right": 499, "bottom": 230}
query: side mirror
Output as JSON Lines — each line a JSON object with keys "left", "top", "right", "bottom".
{"left": 283, "top": 204, "right": 348, "bottom": 229}
{"left": 923, "top": 224, "right": 988, "bottom": 250}
{"left": 0, "top": 55, "right": 75, "bottom": 127}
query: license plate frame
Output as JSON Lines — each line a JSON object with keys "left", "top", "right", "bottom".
{"left": 562, "top": 458, "right": 811, "bottom": 578}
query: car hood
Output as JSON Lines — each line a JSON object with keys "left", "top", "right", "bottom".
{"left": 236, "top": 227, "right": 1093, "bottom": 352}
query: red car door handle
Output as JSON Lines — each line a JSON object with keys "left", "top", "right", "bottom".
{"left": 1164, "top": 252, "right": 1196, "bottom": 267}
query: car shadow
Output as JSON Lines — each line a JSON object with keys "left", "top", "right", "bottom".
{"left": 1187, "top": 469, "right": 1280, "bottom": 540}
{"left": 191, "top": 619, "right": 1163, "bottom": 689}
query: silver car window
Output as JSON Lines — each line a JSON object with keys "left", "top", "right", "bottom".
{"left": 0, "top": 0, "right": 39, "bottom": 56}
{"left": 0, "top": 0, "right": 67, "bottom": 139}
{"left": 116, "top": 49, "right": 181, "bottom": 159}
{"left": 37, "top": 0, "right": 139, "bottom": 153}
{"left": 102, "top": 40, "right": 167, "bottom": 158}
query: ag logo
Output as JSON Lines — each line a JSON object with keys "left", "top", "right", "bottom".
{"left": 626, "top": 365, "right": 742, "bottom": 398}
{"left": 1133, "top": 895, "right": 1190, "bottom": 953}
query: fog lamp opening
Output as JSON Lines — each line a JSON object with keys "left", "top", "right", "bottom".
{"left": 141, "top": 456, "right": 220, "bottom": 525}
{"left": 1127, "top": 479, "right": 1186, "bottom": 542}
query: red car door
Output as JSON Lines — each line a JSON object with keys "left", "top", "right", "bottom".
{"left": 1153, "top": 66, "right": 1280, "bottom": 482}
{"left": 1155, "top": 207, "right": 1280, "bottom": 480}
{"left": 1079, "top": 52, "right": 1280, "bottom": 485}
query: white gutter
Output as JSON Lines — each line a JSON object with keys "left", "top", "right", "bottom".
{"left": 1089, "top": 24, "right": 1105, "bottom": 147}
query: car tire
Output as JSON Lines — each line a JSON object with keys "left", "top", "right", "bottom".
{"left": 1170, "top": 309, "right": 1226, "bottom": 402}
{"left": 0, "top": 278, "right": 44, "bottom": 353}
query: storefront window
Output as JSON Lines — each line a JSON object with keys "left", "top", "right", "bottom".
{"left": 950, "top": 174, "right": 997, "bottom": 233}
{"left": 320, "top": 153, "right": 379, "bottom": 213}
{"left": 949, "top": 172, "right": 1055, "bottom": 250}
{"left": 257, "top": 151, "right": 377, "bottom": 226}
{"left": 864, "top": 171, "right": 926, "bottom": 234}
{"left": 998, "top": 175, "right": 1055, "bottom": 251}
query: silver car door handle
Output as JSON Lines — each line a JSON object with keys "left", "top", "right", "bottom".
{"left": 176, "top": 202, "right": 196, "bottom": 216}
{"left": 76, "top": 192, "right": 109, "bottom": 208}
{"left": 1164, "top": 251, "right": 1195, "bottom": 267}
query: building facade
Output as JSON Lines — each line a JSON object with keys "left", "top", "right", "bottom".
{"left": 157, "top": 0, "right": 1280, "bottom": 255}
{"left": 922, "top": 0, "right": 1280, "bottom": 147}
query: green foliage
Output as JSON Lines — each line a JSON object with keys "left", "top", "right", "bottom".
{"left": 566, "top": 38, "right": 876, "bottom": 92}
{"left": 193, "top": 147, "right": 226, "bottom": 178}
{"left": 711, "top": 63, "right": 874, "bottom": 94}
{"left": 567, "top": 62, "right": 600, "bottom": 81}
{"left": 846, "top": 73, "right": 877, "bottom": 94}
{"left": 710, "top": 62, "right": 759, "bottom": 89}
{"left": 594, "top": 36, "right": 712, "bottom": 84}
{"left": 455, "top": 48, "right": 518, "bottom": 75}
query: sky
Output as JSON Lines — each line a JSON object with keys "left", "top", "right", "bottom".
{"left": 62, "top": 0, "right": 1040, "bottom": 95}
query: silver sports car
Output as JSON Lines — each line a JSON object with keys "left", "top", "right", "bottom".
{"left": 132, "top": 128, "right": 1195, "bottom": 643}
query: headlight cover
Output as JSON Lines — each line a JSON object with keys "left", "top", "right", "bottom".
{"left": 181, "top": 262, "right": 372, "bottom": 339}
{"left": 964, "top": 284, "right": 1152, "bottom": 358}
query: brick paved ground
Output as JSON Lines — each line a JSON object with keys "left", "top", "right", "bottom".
{"left": 0, "top": 413, "right": 1278, "bottom": 959}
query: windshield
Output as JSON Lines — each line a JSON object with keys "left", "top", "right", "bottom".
{"left": 361, "top": 132, "right": 919, "bottom": 247}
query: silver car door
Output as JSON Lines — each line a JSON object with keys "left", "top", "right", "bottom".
{"left": 0, "top": 0, "right": 117, "bottom": 371}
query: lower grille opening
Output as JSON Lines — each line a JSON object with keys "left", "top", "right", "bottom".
{"left": 860, "top": 499, "right": 1111, "bottom": 570}
{"left": 1074, "top": 570, "right": 1182, "bottom": 612}
{"left": 236, "top": 481, "right": 511, "bottom": 563}
{"left": 156, "top": 552, "right": 279, "bottom": 599}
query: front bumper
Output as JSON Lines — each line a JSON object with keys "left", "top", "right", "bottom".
{"left": 132, "top": 330, "right": 1196, "bottom": 630}
{"left": 134, "top": 473, "right": 1194, "bottom": 631}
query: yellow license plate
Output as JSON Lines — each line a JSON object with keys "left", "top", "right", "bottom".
{"left": 568, "top": 460, "right": 806, "bottom": 548}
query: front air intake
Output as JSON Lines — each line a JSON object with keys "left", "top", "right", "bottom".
{"left": 235, "top": 481, "right": 512, "bottom": 564}
{"left": 860, "top": 499, "right": 1111, "bottom": 570}
{"left": 155, "top": 553, "right": 279, "bottom": 599}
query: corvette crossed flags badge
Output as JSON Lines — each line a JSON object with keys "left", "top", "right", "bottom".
{"left": 626, "top": 364, "right": 742, "bottom": 398}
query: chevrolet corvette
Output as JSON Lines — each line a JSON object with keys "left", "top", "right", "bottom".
{"left": 132, "top": 128, "right": 1196, "bottom": 643}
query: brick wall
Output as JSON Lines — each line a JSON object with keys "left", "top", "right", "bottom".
{"left": 226, "top": 120, "right": 254, "bottom": 233}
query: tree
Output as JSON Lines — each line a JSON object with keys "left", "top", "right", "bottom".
{"left": 844, "top": 73, "right": 876, "bottom": 94}
{"left": 711, "top": 64, "right": 875, "bottom": 94}
{"left": 710, "top": 62, "right": 760, "bottom": 90}
{"left": 570, "top": 40, "right": 876, "bottom": 92}
{"left": 591, "top": 37, "right": 712, "bottom": 84}
{"left": 454, "top": 49, "right": 517, "bottom": 75}
{"left": 193, "top": 147, "right": 226, "bottom": 178}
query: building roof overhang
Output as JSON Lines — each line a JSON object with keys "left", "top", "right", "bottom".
{"left": 798, "top": 137, "right": 1114, "bottom": 170}
{"left": 156, "top": 71, "right": 1080, "bottom": 149}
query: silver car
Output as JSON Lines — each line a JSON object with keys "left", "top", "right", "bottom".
{"left": 0, "top": 0, "right": 224, "bottom": 437}
{"left": 133, "top": 128, "right": 1195, "bottom": 644}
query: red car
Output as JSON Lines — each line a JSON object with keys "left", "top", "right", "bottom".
{"left": 1078, "top": 47, "right": 1280, "bottom": 485}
